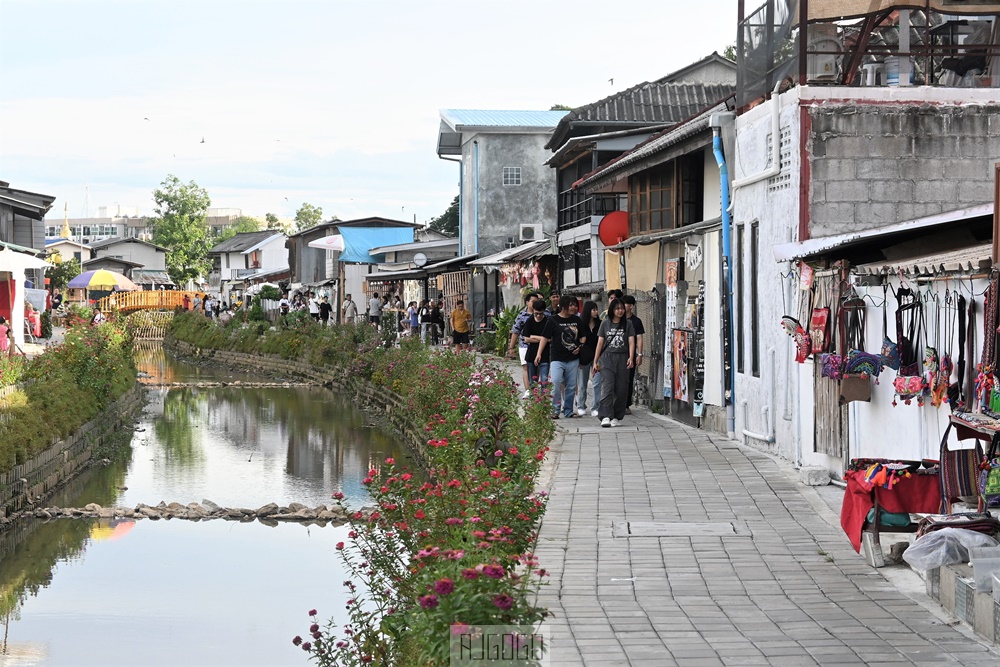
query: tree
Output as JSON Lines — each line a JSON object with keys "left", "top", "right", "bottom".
{"left": 428, "top": 195, "right": 459, "bottom": 237}
{"left": 149, "top": 175, "right": 213, "bottom": 284}
{"left": 217, "top": 215, "right": 262, "bottom": 242}
{"left": 294, "top": 203, "right": 324, "bottom": 231}
{"left": 550, "top": 104, "right": 573, "bottom": 111}
{"left": 265, "top": 212, "right": 281, "bottom": 228}
{"left": 723, "top": 44, "right": 737, "bottom": 62}
{"left": 45, "top": 251, "right": 81, "bottom": 290}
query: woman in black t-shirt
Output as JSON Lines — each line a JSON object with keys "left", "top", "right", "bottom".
{"left": 522, "top": 299, "right": 549, "bottom": 388}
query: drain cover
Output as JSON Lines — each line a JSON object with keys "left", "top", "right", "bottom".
{"left": 612, "top": 521, "right": 751, "bottom": 537}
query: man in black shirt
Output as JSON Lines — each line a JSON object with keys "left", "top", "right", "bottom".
{"left": 623, "top": 294, "right": 645, "bottom": 414}
{"left": 538, "top": 295, "right": 586, "bottom": 419}
{"left": 318, "top": 296, "right": 333, "bottom": 326}
{"left": 522, "top": 299, "right": 550, "bottom": 389}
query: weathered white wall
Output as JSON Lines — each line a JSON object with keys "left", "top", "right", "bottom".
{"left": 733, "top": 88, "right": 818, "bottom": 466}
{"left": 259, "top": 236, "right": 288, "bottom": 271}
{"left": 95, "top": 241, "right": 165, "bottom": 270}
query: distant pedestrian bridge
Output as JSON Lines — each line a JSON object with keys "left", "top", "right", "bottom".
{"left": 96, "top": 290, "right": 201, "bottom": 314}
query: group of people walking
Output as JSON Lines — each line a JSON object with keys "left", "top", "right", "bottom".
{"left": 508, "top": 289, "right": 644, "bottom": 427}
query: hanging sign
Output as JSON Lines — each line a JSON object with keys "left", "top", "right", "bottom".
{"left": 663, "top": 259, "right": 679, "bottom": 398}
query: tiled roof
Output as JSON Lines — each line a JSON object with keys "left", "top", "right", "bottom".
{"left": 440, "top": 109, "right": 568, "bottom": 130}
{"left": 546, "top": 82, "right": 734, "bottom": 149}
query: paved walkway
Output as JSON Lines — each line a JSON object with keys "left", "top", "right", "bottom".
{"left": 534, "top": 409, "right": 1000, "bottom": 666}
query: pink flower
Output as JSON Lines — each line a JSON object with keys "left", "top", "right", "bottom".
{"left": 308, "top": 609, "right": 317, "bottom": 616}
{"left": 434, "top": 578, "right": 455, "bottom": 595}
{"left": 302, "top": 642, "right": 312, "bottom": 651}
{"left": 385, "top": 457, "right": 395, "bottom": 465}
{"left": 336, "top": 542, "right": 345, "bottom": 550}
{"left": 309, "top": 623, "right": 319, "bottom": 633}
{"left": 292, "top": 636, "right": 303, "bottom": 646}
{"left": 495, "top": 449, "right": 504, "bottom": 457}
{"left": 492, "top": 594, "right": 514, "bottom": 611}
{"left": 461, "top": 568, "right": 480, "bottom": 580}
{"left": 418, "top": 594, "right": 439, "bottom": 609}
{"left": 482, "top": 564, "right": 506, "bottom": 579}
{"left": 445, "top": 517, "right": 463, "bottom": 525}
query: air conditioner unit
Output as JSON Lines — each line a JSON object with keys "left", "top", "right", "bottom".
{"left": 807, "top": 24, "right": 842, "bottom": 83}
{"left": 519, "top": 223, "right": 542, "bottom": 242}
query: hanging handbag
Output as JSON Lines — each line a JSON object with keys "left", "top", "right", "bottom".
{"left": 879, "top": 285, "right": 900, "bottom": 371}
{"left": 839, "top": 373, "right": 872, "bottom": 405}
{"left": 895, "top": 286, "right": 922, "bottom": 376}
{"left": 978, "top": 436, "right": 1000, "bottom": 502}
{"left": 810, "top": 307, "right": 831, "bottom": 354}
{"left": 820, "top": 353, "right": 843, "bottom": 380}
{"left": 781, "top": 316, "right": 810, "bottom": 364}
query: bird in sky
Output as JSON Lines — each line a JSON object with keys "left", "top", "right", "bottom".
{"left": 609, "top": 78, "right": 614, "bottom": 85}
{"left": 200, "top": 137, "right": 205, "bottom": 144}
{"left": 144, "top": 117, "right": 150, "bottom": 121}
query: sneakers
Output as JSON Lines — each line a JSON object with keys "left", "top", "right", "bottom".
{"left": 601, "top": 417, "right": 611, "bottom": 428}
{"left": 610, "top": 419, "right": 621, "bottom": 427}
{"left": 551, "top": 413, "right": 561, "bottom": 420}
{"left": 521, "top": 390, "right": 531, "bottom": 399}
{"left": 576, "top": 408, "right": 586, "bottom": 416}
{"left": 591, "top": 410, "right": 598, "bottom": 417}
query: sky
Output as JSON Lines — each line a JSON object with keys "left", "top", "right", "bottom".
{"left": 0, "top": 0, "right": 739, "bottom": 226}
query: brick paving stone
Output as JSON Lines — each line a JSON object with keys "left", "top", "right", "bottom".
{"left": 533, "top": 408, "right": 1000, "bottom": 665}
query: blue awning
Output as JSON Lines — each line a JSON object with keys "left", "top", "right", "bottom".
{"left": 337, "top": 227, "right": 415, "bottom": 264}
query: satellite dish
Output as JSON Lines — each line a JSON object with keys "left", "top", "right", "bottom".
{"left": 598, "top": 211, "right": 629, "bottom": 247}
{"left": 413, "top": 252, "right": 428, "bottom": 267}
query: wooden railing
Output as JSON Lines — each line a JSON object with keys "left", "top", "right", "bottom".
{"left": 96, "top": 290, "right": 200, "bottom": 313}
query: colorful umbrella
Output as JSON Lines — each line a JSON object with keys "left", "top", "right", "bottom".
{"left": 67, "top": 269, "right": 139, "bottom": 292}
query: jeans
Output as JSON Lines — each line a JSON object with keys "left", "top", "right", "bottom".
{"left": 549, "top": 359, "right": 580, "bottom": 417}
{"left": 420, "top": 322, "right": 430, "bottom": 343}
{"left": 526, "top": 361, "right": 549, "bottom": 388}
{"left": 575, "top": 363, "right": 601, "bottom": 412}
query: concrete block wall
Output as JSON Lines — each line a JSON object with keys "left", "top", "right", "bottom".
{"left": 808, "top": 104, "right": 1000, "bottom": 237}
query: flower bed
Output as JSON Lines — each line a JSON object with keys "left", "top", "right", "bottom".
{"left": 0, "top": 319, "right": 136, "bottom": 475}
{"left": 167, "top": 313, "right": 556, "bottom": 665}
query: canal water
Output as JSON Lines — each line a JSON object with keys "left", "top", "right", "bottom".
{"left": 0, "top": 349, "right": 413, "bottom": 666}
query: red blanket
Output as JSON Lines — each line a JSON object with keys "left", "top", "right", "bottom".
{"left": 841, "top": 471, "right": 941, "bottom": 552}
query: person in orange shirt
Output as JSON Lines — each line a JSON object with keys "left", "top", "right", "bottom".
{"left": 449, "top": 300, "right": 473, "bottom": 351}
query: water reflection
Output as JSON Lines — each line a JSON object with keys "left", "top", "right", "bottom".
{"left": 0, "top": 348, "right": 413, "bottom": 666}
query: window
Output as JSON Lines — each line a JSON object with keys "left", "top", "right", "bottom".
{"left": 750, "top": 222, "right": 760, "bottom": 377}
{"left": 503, "top": 167, "right": 522, "bottom": 186}
{"left": 735, "top": 224, "right": 744, "bottom": 374}
{"left": 628, "top": 162, "right": 674, "bottom": 234}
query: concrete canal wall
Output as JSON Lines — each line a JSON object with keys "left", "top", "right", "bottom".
{"left": 0, "top": 382, "right": 146, "bottom": 523}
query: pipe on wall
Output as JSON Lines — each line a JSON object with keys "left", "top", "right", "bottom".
{"left": 711, "top": 126, "right": 736, "bottom": 438}
{"left": 741, "top": 347, "right": 776, "bottom": 444}
{"left": 438, "top": 154, "right": 463, "bottom": 254}
{"left": 732, "top": 80, "right": 783, "bottom": 191}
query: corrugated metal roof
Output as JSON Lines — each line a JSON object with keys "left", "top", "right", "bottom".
{"left": 855, "top": 243, "right": 992, "bottom": 276}
{"left": 209, "top": 231, "right": 282, "bottom": 254}
{"left": 546, "top": 82, "right": 734, "bottom": 149}
{"left": 440, "top": 109, "right": 568, "bottom": 130}
{"left": 772, "top": 204, "right": 994, "bottom": 262}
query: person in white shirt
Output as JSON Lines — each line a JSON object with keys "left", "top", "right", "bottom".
{"left": 343, "top": 294, "right": 358, "bottom": 323}
{"left": 368, "top": 293, "right": 382, "bottom": 327}
{"left": 308, "top": 292, "right": 320, "bottom": 321}
{"left": 279, "top": 294, "right": 291, "bottom": 316}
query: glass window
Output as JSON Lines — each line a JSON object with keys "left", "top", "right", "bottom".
{"left": 502, "top": 167, "right": 522, "bottom": 186}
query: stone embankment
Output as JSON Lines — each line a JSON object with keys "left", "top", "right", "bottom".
{"left": 140, "top": 380, "right": 318, "bottom": 388}
{"left": 29, "top": 500, "right": 364, "bottom": 527}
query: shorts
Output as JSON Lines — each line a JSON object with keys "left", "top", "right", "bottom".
{"left": 518, "top": 346, "right": 528, "bottom": 366}
{"left": 452, "top": 331, "right": 470, "bottom": 345}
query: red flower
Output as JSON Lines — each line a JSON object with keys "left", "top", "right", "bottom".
{"left": 414, "top": 510, "right": 426, "bottom": 519}
{"left": 434, "top": 578, "right": 455, "bottom": 595}
{"left": 310, "top": 623, "right": 319, "bottom": 633}
{"left": 308, "top": 609, "right": 317, "bottom": 616}
{"left": 418, "top": 594, "right": 439, "bottom": 609}
{"left": 461, "top": 568, "right": 480, "bottom": 580}
{"left": 292, "top": 636, "right": 303, "bottom": 646}
{"left": 385, "top": 457, "right": 395, "bottom": 465}
{"left": 336, "top": 542, "right": 345, "bottom": 550}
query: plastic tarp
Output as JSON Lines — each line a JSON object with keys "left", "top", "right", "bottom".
{"left": 337, "top": 227, "right": 414, "bottom": 264}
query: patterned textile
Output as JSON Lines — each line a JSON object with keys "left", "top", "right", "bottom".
{"left": 938, "top": 424, "right": 985, "bottom": 513}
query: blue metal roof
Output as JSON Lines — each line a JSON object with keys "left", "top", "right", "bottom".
{"left": 440, "top": 109, "right": 568, "bottom": 130}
